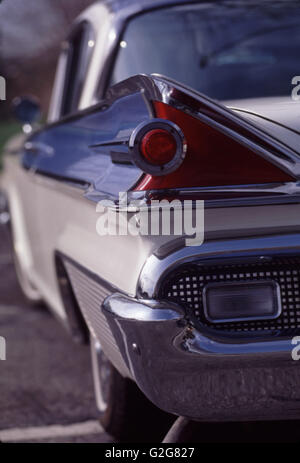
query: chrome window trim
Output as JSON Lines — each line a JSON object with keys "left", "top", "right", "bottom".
{"left": 95, "top": 0, "right": 199, "bottom": 100}
{"left": 60, "top": 20, "right": 95, "bottom": 117}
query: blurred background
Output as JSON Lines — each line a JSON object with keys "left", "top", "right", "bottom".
{"left": 0, "top": 0, "right": 95, "bottom": 156}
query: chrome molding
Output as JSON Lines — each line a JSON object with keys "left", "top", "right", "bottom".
{"left": 103, "top": 293, "right": 184, "bottom": 322}
{"left": 137, "top": 233, "right": 300, "bottom": 299}
{"left": 86, "top": 181, "right": 300, "bottom": 210}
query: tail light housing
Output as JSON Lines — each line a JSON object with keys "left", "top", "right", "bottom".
{"left": 134, "top": 101, "right": 294, "bottom": 191}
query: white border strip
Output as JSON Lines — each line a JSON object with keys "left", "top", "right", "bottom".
{"left": 0, "top": 420, "right": 103, "bottom": 442}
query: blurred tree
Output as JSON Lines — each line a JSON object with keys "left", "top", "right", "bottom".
{"left": 0, "top": 0, "right": 95, "bottom": 119}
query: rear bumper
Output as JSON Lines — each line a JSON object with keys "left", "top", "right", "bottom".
{"left": 103, "top": 293, "right": 300, "bottom": 421}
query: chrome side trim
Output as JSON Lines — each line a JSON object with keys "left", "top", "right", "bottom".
{"left": 137, "top": 233, "right": 300, "bottom": 299}
{"left": 31, "top": 168, "right": 300, "bottom": 211}
{"left": 103, "top": 293, "right": 184, "bottom": 321}
{"left": 89, "top": 181, "right": 300, "bottom": 210}
{"left": 140, "top": 181, "right": 300, "bottom": 198}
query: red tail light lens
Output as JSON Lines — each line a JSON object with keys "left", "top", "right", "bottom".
{"left": 129, "top": 119, "right": 186, "bottom": 176}
{"left": 141, "top": 129, "right": 177, "bottom": 165}
{"left": 134, "top": 101, "right": 294, "bottom": 191}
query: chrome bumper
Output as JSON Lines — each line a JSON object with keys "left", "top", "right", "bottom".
{"left": 103, "top": 293, "right": 300, "bottom": 421}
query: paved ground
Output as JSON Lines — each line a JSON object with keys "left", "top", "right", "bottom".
{"left": 0, "top": 228, "right": 113, "bottom": 443}
{"left": 2, "top": 227, "right": 300, "bottom": 443}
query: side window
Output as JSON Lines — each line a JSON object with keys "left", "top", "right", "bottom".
{"left": 60, "top": 21, "right": 94, "bottom": 117}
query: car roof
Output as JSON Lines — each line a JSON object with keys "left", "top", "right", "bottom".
{"left": 100, "top": 0, "right": 203, "bottom": 13}
{"left": 99, "top": 0, "right": 288, "bottom": 14}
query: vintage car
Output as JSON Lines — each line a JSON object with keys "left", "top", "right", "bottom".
{"left": 2, "top": 0, "right": 300, "bottom": 442}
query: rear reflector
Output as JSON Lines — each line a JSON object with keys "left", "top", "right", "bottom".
{"left": 134, "top": 101, "right": 294, "bottom": 191}
{"left": 129, "top": 119, "right": 186, "bottom": 176}
{"left": 203, "top": 280, "right": 281, "bottom": 323}
{"left": 140, "top": 129, "right": 177, "bottom": 165}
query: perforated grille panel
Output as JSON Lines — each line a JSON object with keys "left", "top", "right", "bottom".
{"left": 160, "top": 256, "right": 300, "bottom": 336}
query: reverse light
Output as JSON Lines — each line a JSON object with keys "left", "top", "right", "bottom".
{"left": 129, "top": 119, "right": 186, "bottom": 176}
{"left": 203, "top": 280, "right": 281, "bottom": 323}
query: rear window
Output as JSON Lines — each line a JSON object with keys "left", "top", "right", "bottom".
{"left": 110, "top": 1, "right": 300, "bottom": 100}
